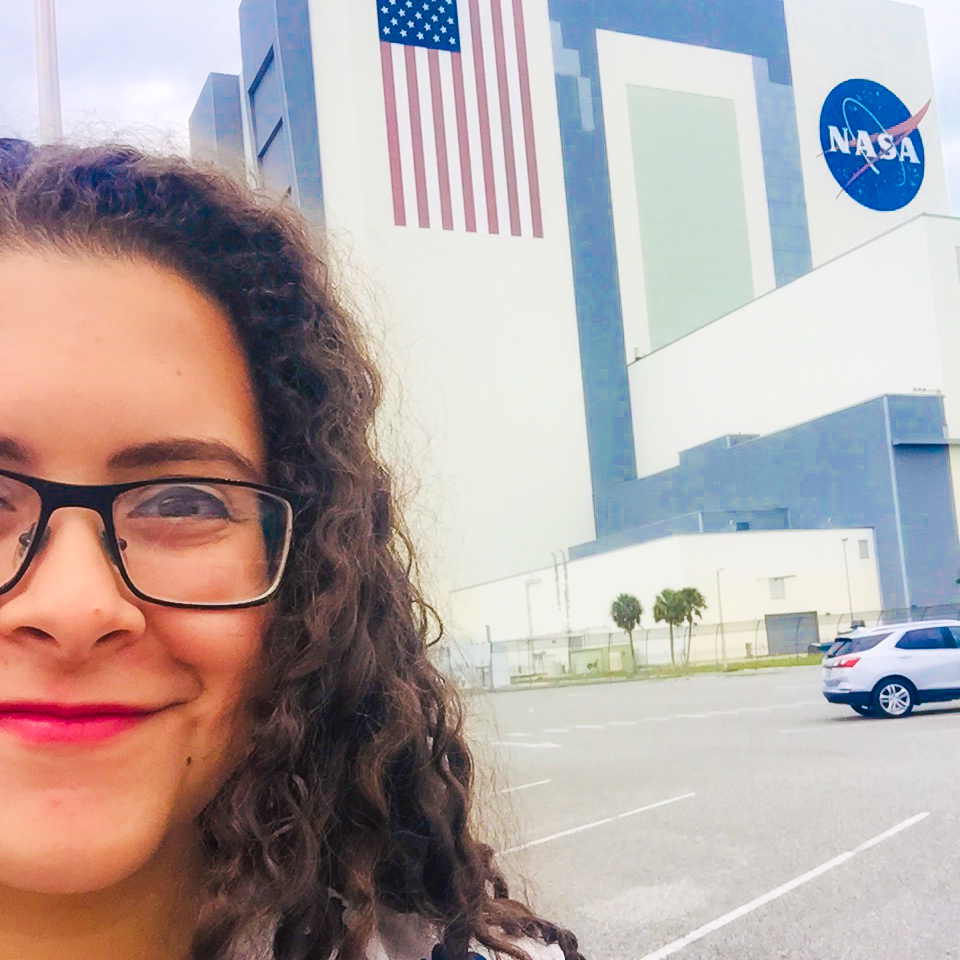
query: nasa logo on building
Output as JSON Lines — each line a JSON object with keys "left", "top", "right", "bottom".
{"left": 819, "top": 79, "right": 929, "bottom": 212}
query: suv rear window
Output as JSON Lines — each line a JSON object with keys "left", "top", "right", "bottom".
{"left": 826, "top": 632, "right": 891, "bottom": 658}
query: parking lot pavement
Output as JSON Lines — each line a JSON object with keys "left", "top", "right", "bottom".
{"left": 466, "top": 668, "right": 960, "bottom": 960}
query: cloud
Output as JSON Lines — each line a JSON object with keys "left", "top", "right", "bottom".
{"left": 0, "top": 0, "right": 956, "bottom": 205}
{"left": 0, "top": 0, "right": 242, "bottom": 150}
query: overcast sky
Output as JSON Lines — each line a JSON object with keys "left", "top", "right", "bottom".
{"left": 0, "top": 0, "right": 957, "bottom": 209}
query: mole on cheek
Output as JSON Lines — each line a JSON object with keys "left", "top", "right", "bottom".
{"left": 186, "top": 757, "right": 192, "bottom": 766}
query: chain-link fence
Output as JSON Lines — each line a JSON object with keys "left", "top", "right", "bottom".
{"left": 432, "top": 603, "right": 960, "bottom": 689}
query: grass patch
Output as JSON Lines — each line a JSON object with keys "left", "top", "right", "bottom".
{"left": 724, "top": 653, "right": 823, "bottom": 671}
{"left": 492, "top": 654, "right": 823, "bottom": 690}
{"left": 642, "top": 653, "right": 822, "bottom": 679}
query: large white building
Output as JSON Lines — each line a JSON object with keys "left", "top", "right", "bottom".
{"left": 191, "top": 0, "right": 960, "bottom": 657}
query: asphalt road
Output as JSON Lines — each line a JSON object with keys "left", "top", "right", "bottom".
{"left": 465, "top": 667, "right": 960, "bottom": 960}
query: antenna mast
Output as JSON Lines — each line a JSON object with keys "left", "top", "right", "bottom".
{"left": 36, "top": 0, "right": 63, "bottom": 141}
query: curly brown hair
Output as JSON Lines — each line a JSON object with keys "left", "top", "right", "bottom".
{"left": 0, "top": 140, "right": 585, "bottom": 960}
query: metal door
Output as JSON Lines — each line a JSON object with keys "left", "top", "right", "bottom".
{"left": 765, "top": 612, "right": 819, "bottom": 656}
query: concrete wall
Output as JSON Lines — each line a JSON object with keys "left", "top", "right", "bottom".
{"left": 302, "top": 0, "right": 595, "bottom": 592}
{"left": 188, "top": 73, "right": 246, "bottom": 175}
{"left": 452, "top": 527, "right": 881, "bottom": 645}
{"left": 239, "top": 0, "right": 324, "bottom": 212}
{"left": 628, "top": 216, "right": 960, "bottom": 478}
{"left": 597, "top": 31, "right": 777, "bottom": 360}
{"left": 782, "top": 0, "right": 950, "bottom": 265}
{"left": 592, "top": 392, "right": 959, "bottom": 611}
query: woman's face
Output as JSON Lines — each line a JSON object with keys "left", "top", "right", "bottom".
{"left": 0, "top": 251, "right": 268, "bottom": 896}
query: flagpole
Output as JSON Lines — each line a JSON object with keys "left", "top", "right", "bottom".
{"left": 36, "top": 0, "right": 63, "bottom": 141}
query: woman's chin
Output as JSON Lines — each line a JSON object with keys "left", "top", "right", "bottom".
{"left": 0, "top": 796, "right": 188, "bottom": 898}
{"left": 0, "top": 826, "right": 172, "bottom": 898}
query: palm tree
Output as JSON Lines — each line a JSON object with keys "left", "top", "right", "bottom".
{"left": 610, "top": 593, "right": 643, "bottom": 674}
{"left": 677, "top": 587, "right": 707, "bottom": 664}
{"left": 653, "top": 588, "right": 686, "bottom": 665}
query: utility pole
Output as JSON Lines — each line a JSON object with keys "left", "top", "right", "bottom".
{"left": 716, "top": 568, "right": 727, "bottom": 668}
{"left": 524, "top": 577, "right": 541, "bottom": 638}
{"left": 841, "top": 537, "right": 854, "bottom": 627}
{"left": 560, "top": 549, "right": 570, "bottom": 633}
{"left": 551, "top": 552, "right": 561, "bottom": 611}
{"left": 36, "top": 0, "right": 63, "bottom": 141}
{"left": 485, "top": 625, "right": 493, "bottom": 690}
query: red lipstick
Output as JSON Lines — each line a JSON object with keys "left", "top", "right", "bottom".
{"left": 0, "top": 703, "right": 157, "bottom": 744}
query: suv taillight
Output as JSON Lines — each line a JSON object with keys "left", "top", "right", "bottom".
{"left": 835, "top": 656, "right": 860, "bottom": 668}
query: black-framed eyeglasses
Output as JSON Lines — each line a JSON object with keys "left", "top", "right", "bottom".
{"left": 0, "top": 468, "right": 302, "bottom": 609}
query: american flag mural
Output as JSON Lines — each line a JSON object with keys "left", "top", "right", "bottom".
{"left": 376, "top": 0, "right": 544, "bottom": 237}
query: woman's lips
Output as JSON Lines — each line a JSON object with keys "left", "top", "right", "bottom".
{"left": 0, "top": 704, "right": 158, "bottom": 744}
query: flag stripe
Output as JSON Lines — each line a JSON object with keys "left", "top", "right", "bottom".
{"left": 475, "top": 0, "right": 509, "bottom": 234}
{"left": 380, "top": 42, "right": 407, "bottom": 227}
{"left": 467, "top": 0, "right": 499, "bottom": 233}
{"left": 391, "top": 43, "right": 418, "bottom": 228}
{"left": 511, "top": 0, "right": 543, "bottom": 237}
{"left": 438, "top": 52, "right": 466, "bottom": 232}
{"left": 498, "top": 0, "right": 530, "bottom": 236}
{"left": 489, "top": 0, "right": 521, "bottom": 236}
{"left": 450, "top": 54, "right": 477, "bottom": 233}
{"left": 404, "top": 45, "right": 430, "bottom": 228}
{"left": 417, "top": 46, "right": 442, "bottom": 227}
{"left": 428, "top": 49, "right": 454, "bottom": 231}
{"left": 458, "top": 0, "right": 489, "bottom": 233}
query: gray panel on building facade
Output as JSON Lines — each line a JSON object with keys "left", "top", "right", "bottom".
{"left": 574, "top": 394, "right": 960, "bottom": 612}
{"left": 189, "top": 72, "right": 245, "bottom": 175}
{"left": 259, "top": 121, "right": 294, "bottom": 195}
{"left": 239, "top": 0, "right": 323, "bottom": 215}
{"left": 548, "top": 0, "right": 799, "bottom": 518}
{"left": 249, "top": 51, "right": 285, "bottom": 155}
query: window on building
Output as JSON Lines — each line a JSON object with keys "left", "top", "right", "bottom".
{"left": 736, "top": 521, "right": 750, "bottom": 531}
{"left": 858, "top": 539, "right": 869, "bottom": 559}
{"left": 769, "top": 577, "right": 786, "bottom": 600}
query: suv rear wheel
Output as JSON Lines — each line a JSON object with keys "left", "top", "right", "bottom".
{"left": 873, "top": 679, "right": 915, "bottom": 718}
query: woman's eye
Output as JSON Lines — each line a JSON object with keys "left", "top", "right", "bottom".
{"left": 130, "top": 486, "right": 232, "bottom": 521}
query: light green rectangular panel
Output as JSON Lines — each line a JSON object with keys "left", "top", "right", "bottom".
{"left": 627, "top": 86, "right": 754, "bottom": 351}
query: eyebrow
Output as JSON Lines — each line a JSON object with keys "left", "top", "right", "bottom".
{"left": 0, "top": 436, "right": 261, "bottom": 480}
{"left": 106, "top": 439, "right": 262, "bottom": 480}
{"left": 0, "top": 437, "right": 30, "bottom": 466}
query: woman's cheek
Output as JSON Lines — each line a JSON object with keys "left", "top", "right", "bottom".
{"left": 151, "top": 606, "right": 266, "bottom": 808}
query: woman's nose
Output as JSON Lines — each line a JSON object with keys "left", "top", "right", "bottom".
{"left": 0, "top": 510, "right": 146, "bottom": 661}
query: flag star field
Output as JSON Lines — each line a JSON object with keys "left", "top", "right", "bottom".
{"left": 377, "top": 0, "right": 462, "bottom": 52}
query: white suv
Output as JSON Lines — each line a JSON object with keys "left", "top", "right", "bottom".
{"left": 822, "top": 620, "right": 960, "bottom": 718}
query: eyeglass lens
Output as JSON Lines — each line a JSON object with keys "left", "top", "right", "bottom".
{"left": 0, "top": 476, "right": 291, "bottom": 605}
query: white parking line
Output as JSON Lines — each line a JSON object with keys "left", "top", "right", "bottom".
{"left": 499, "top": 701, "right": 827, "bottom": 741}
{"left": 499, "top": 792, "right": 696, "bottom": 855}
{"left": 497, "top": 778, "right": 552, "bottom": 795}
{"left": 637, "top": 812, "right": 930, "bottom": 960}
